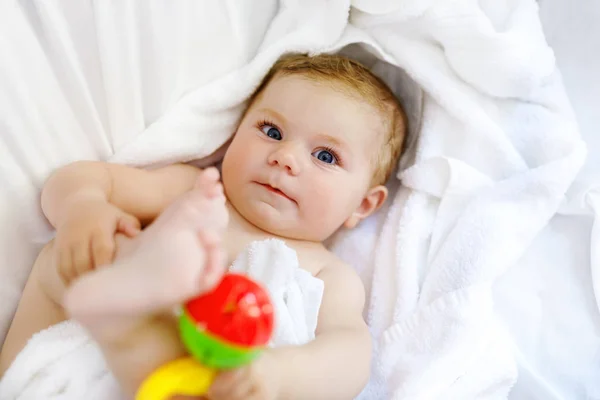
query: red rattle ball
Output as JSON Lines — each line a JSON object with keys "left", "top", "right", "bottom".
{"left": 179, "top": 273, "right": 275, "bottom": 368}
{"left": 136, "top": 273, "right": 275, "bottom": 400}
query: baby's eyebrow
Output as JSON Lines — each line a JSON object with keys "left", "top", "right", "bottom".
{"left": 255, "top": 107, "right": 286, "bottom": 123}
{"left": 316, "top": 133, "right": 348, "bottom": 151}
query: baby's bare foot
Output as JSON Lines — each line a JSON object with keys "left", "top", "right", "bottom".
{"left": 64, "top": 167, "right": 229, "bottom": 324}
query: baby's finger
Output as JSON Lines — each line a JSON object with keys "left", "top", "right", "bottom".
{"left": 207, "top": 369, "right": 244, "bottom": 399}
{"left": 244, "top": 387, "right": 264, "bottom": 400}
{"left": 117, "top": 214, "right": 141, "bottom": 238}
{"left": 91, "top": 231, "right": 114, "bottom": 268}
{"left": 226, "top": 374, "right": 254, "bottom": 400}
{"left": 71, "top": 242, "right": 90, "bottom": 278}
{"left": 56, "top": 246, "right": 73, "bottom": 284}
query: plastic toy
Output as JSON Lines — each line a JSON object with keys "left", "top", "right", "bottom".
{"left": 136, "top": 273, "right": 275, "bottom": 400}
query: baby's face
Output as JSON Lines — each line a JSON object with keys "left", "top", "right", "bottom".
{"left": 222, "top": 75, "right": 384, "bottom": 241}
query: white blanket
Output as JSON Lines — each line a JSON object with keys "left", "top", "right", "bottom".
{"left": 332, "top": 2, "right": 587, "bottom": 398}
{"left": 0, "top": 0, "right": 592, "bottom": 398}
{"left": 0, "top": 239, "right": 324, "bottom": 399}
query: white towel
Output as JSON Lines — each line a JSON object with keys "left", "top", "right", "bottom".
{"left": 327, "top": 1, "right": 586, "bottom": 398}
{"left": 0, "top": 240, "right": 323, "bottom": 400}
{"left": 229, "top": 239, "right": 324, "bottom": 347}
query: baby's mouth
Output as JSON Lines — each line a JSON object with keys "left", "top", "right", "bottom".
{"left": 255, "top": 182, "right": 296, "bottom": 203}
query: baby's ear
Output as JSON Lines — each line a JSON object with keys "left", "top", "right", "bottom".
{"left": 344, "top": 185, "right": 388, "bottom": 229}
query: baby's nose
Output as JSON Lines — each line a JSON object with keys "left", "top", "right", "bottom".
{"left": 267, "top": 145, "right": 302, "bottom": 175}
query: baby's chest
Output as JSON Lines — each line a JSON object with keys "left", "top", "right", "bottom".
{"left": 222, "top": 225, "right": 267, "bottom": 267}
{"left": 222, "top": 226, "right": 324, "bottom": 277}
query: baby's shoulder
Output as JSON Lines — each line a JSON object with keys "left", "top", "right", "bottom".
{"left": 309, "top": 251, "right": 367, "bottom": 315}
{"left": 301, "top": 247, "right": 364, "bottom": 294}
{"left": 291, "top": 243, "right": 340, "bottom": 274}
{"left": 317, "top": 255, "right": 362, "bottom": 286}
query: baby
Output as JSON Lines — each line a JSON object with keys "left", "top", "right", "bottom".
{"left": 0, "top": 53, "right": 406, "bottom": 399}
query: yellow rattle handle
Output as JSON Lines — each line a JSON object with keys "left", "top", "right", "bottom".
{"left": 136, "top": 357, "right": 217, "bottom": 400}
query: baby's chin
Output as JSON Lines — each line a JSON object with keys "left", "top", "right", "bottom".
{"left": 234, "top": 198, "right": 338, "bottom": 242}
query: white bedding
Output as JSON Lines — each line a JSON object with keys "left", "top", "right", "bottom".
{"left": 491, "top": 0, "right": 600, "bottom": 398}
{"left": 1, "top": 0, "right": 599, "bottom": 399}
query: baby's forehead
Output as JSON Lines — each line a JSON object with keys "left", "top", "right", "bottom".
{"left": 263, "top": 74, "right": 388, "bottom": 126}
{"left": 255, "top": 73, "right": 388, "bottom": 152}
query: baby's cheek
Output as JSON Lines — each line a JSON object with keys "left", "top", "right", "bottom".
{"left": 304, "top": 187, "right": 348, "bottom": 222}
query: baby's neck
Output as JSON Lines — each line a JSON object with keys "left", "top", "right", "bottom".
{"left": 223, "top": 200, "right": 333, "bottom": 277}
{"left": 224, "top": 201, "right": 323, "bottom": 248}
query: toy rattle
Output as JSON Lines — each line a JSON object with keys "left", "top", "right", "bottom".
{"left": 136, "top": 273, "right": 275, "bottom": 400}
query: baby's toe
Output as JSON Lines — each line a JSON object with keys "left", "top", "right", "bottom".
{"left": 194, "top": 167, "right": 220, "bottom": 189}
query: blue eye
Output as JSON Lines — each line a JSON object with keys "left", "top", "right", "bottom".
{"left": 261, "top": 125, "right": 282, "bottom": 140}
{"left": 312, "top": 149, "right": 337, "bottom": 165}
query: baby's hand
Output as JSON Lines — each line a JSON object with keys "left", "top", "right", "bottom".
{"left": 54, "top": 198, "right": 140, "bottom": 285}
{"left": 207, "top": 353, "right": 281, "bottom": 400}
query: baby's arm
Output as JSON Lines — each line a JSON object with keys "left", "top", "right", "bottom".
{"left": 42, "top": 161, "right": 200, "bottom": 227}
{"left": 41, "top": 161, "right": 202, "bottom": 285}
{"left": 275, "top": 264, "right": 371, "bottom": 399}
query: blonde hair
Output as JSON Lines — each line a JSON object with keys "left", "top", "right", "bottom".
{"left": 248, "top": 53, "right": 407, "bottom": 185}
